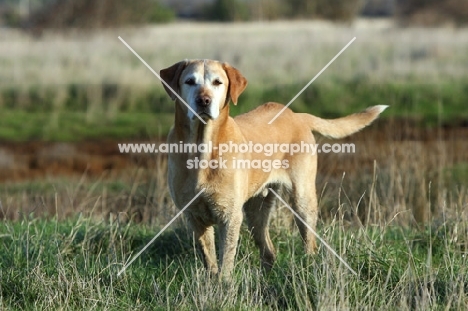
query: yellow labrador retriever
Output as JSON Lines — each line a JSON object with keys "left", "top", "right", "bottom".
{"left": 160, "top": 59, "right": 386, "bottom": 278}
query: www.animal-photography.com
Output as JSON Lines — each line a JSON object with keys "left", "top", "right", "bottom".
{"left": 1, "top": 0, "right": 468, "bottom": 310}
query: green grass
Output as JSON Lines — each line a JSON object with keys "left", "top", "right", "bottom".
{"left": 0, "top": 178, "right": 132, "bottom": 196}
{"left": 237, "top": 80, "right": 468, "bottom": 125}
{"left": 0, "top": 110, "right": 173, "bottom": 141}
{"left": 1, "top": 216, "right": 467, "bottom": 310}
{"left": 445, "top": 163, "right": 468, "bottom": 187}
{"left": 1, "top": 81, "right": 468, "bottom": 141}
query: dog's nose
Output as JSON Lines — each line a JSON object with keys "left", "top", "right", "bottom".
{"left": 195, "top": 95, "right": 211, "bottom": 107}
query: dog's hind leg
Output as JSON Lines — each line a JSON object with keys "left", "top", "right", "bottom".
{"left": 244, "top": 188, "right": 278, "bottom": 272}
{"left": 291, "top": 181, "right": 318, "bottom": 254}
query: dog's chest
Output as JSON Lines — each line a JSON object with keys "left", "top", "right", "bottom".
{"left": 186, "top": 200, "right": 218, "bottom": 225}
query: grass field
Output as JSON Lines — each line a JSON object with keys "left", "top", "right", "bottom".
{"left": 1, "top": 20, "right": 468, "bottom": 309}
{"left": 1, "top": 131, "right": 467, "bottom": 309}
{"left": 1, "top": 152, "right": 467, "bottom": 309}
{"left": 1, "top": 215, "right": 467, "bottom": 310}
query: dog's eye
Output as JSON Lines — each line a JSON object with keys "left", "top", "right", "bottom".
{"left": 185, "top": 78, "right": 195, "bottom": 85}
{"left": 213, "top": 79, "right": 222, "bottom": 86}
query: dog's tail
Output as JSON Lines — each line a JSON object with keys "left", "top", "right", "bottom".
{"left": 298, "top": 105, "right": 388, "bottom": 139}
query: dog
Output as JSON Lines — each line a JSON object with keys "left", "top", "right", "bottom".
{"left": 160, "top": 59, "right": 386, "bottom": 278}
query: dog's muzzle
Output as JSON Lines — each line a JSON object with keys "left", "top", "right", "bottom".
{"left": 195, "top": 95, "right": 215, "bottom": 120}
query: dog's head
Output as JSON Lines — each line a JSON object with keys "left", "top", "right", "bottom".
{"left": 160, "top": 59, "right": 247, "bottom": 121}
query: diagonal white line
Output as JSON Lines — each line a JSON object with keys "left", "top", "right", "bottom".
{"left": 269, "top": 188, "right": 357, "bottom": 276}
{"left": 117, "top": 188, "right": 206, "bottom": 277}
{"left": 268, "top": 37, "right": 356, "bottom": 124}
{"left": 118, "top": 36, "right": 207, "bottom": 125}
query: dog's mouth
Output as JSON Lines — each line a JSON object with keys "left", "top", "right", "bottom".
{"left": 196, "top": 110, "right": 214, "bottom": 120}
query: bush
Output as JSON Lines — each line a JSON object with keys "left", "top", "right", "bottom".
{"left": 26, "top": 0, "right": 175, "bottom": 30}
{"left": 314, "top": 0, "right": 363, "bottom": 22}
{"left": 203, "top": 0, "right": 250, "bottom": 22}
{"left": 396, "top": 0, "right": 468, "bottom": 26}
{"left": 361, "top": 0, "right": 394, "bottom": 17}
{"left": 2, "top": 8, "right": 22, "bottom": 27}
{"left": 262, "top": 0, "right": 362, "bottom": 22}
{"left": 146, "top": 4, "right": 176, "bottom": 23}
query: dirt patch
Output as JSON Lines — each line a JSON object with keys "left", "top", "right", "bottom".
{"left": 0, "top": 140, "right": 161, "bottom": 182}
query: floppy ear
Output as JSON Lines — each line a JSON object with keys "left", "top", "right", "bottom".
{"left": 222, "top": 63, "right": 247, "bottom": 105}
{"left": 160, "top": 60, "right": 188, "bottom": 100}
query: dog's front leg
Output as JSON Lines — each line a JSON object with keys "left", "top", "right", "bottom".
{"left": 218, "top": 208, "right": 243, "bottom": 279}
{"left": 187, "top": 213, "right": 218, "bottom": 275}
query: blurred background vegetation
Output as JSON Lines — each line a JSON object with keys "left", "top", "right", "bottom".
{"left": 1, "top": 0, "right": 467, "bottom": 141}
{"left": 1, "top": 0, "right": 468, "bottom": 28}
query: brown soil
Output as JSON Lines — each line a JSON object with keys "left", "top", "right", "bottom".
{"left": 0, "top": 140, "right": 161, "bottom": 182}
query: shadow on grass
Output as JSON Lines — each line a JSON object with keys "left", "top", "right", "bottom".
{"left": 130, "top": 226, "right": 194, "bottom": 264}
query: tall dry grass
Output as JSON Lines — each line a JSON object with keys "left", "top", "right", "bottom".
{"left": 1, "top": 123, "right": 466, "bottom": 229}
{"left": 2, "top": 19, "right": 468, "bottom": 89}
